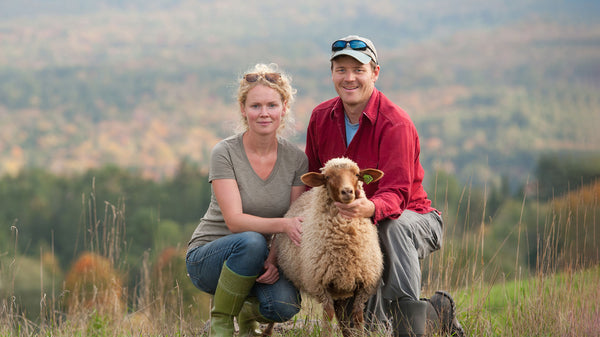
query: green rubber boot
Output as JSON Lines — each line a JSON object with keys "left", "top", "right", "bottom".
{"left": 210, "top": 262, "right": 257, "bottom": 337}
{"left": 237, "top": 297, "right": 275, "bottom": 336}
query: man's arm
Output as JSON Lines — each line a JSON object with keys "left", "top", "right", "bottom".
{"left": 305, "top": 114, "right": 323, "bottom": 174}
{"left": 369, "top": 122, "right": 420, "bottom": 223}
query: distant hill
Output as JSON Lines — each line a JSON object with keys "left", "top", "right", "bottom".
{"left": 0, "top": 0, "right": 599, "bottom": 187}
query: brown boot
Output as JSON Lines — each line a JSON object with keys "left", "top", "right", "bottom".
{"left": 423, "top": 291, "right": 465, "bottom": 337}
{"left": 390, "top": 299, "right": 427, "bottom": 337}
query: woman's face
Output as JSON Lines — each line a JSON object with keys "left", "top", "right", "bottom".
{"left": 241, "top": 84, "right": 286, "bottom": 136}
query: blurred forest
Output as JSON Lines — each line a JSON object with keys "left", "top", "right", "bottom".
{"left": 0, "top": 0, "right": 599, "bottom": 321}
{"left": 0, "top": 0, "right": 598, "bottom": 184}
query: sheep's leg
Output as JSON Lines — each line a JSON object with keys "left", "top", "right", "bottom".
{"left": 262, "top": 323, "right": 274, "bottom": 336}
{"left": 352, "top": 307, "right": 364, "bottom": 325}
{"left": 321, "top": 297, "right": 336, "bottom": 337}
{"left": 351, "top": 288, "right": 371, "bottom": 330}
{"left": 334, "top": 298, "right": 357, "bottom": 337}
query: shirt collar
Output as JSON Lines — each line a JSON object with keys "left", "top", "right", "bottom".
{"left": 330, "top": 88, "right": 380, "bottom": 124}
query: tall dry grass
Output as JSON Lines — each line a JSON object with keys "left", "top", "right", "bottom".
{"left": 0, "top": 180, "right": 210, "bottom": 336}
{"left": 420, "top": 180, "right": 600, "bottom": 337}
{"left": 1, "top": 180, "right": 598, "bottom": 336}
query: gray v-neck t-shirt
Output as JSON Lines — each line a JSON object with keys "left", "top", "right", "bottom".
{"left": 187, "top": 133, "right": 308, "bottom": 251}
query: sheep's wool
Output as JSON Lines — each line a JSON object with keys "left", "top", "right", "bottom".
{"left": 274, "top": 157, "right": 383, "bottom": 333}
{"left": 319, "top": 157, "right": 356, "bottom": 172}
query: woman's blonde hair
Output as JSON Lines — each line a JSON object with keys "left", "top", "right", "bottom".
{"left": 236, "top": 63, "right": 296, "bottom": 136}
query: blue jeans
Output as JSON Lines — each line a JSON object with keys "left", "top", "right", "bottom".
{"left": 186, "top": 231, "right": 301, "bottom": 322}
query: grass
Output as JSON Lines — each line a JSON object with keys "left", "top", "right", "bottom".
{"left": 1, "top": 181, "right": 599, "bottom": 336}
{"left": 453, "top": 266, "right": 600, "bottom": 336}
{"left": 4, "top": 263, "right": 597, "bottom": 336}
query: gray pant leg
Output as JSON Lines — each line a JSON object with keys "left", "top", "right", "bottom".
{"left": 365, "top": 210, "right": 443, "bottom": 327}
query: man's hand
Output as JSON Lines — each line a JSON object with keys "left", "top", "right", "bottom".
{"left": 335, "top": 195, "right": 375, "bottom": 219}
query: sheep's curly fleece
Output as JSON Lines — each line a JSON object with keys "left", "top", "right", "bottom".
{"left": 273, "top": 158, "right": 383, "bottom": 315}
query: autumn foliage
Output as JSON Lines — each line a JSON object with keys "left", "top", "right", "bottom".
{"left": 64, "top": 252, "right": 124, "bottom": 316}
{"left": 151, "top": 247, "right": 210, "bottom": 322}
{"left": 548, "top": 180, "right": 600, "bottom": 269}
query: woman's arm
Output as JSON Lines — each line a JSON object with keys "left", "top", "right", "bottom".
{"left": 212, "top": 179, "right": 303, "bottom": 246}
{"left": 257, "top": 184, "right": 306, "bottom": 284}
{"left": 290, "top": 185, "right": 305, "bottom": 203}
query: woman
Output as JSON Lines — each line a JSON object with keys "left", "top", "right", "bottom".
{"left": 186, "top": 63, "right": 307, "bottom": 336}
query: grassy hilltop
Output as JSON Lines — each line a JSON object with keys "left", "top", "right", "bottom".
{"left": 0, "top": 1, "right": 599, "bottom": 335}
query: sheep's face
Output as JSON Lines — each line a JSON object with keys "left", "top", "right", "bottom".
{"left": 301, "top": 158, "right": 384, "bottom": 204}
{"left": 324, "top": 165, "right": 361, "bottom": 204}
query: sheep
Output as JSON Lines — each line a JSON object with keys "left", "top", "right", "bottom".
{"left": 273, "top": 157, "right": 384, "bottom": 336}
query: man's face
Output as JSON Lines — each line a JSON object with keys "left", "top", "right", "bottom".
{"left": 331, "top": 55, "right": 379, "bottom": 110}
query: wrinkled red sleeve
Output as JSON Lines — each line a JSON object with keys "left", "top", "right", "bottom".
{"left": 368, "top": 120, "right": 421, "bottom": 224}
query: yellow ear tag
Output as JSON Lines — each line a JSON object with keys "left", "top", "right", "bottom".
{"left": 363, "top": 174, "right": 373, "bottom": 184}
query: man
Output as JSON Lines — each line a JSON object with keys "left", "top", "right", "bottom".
{"left": 304, "top": 35, "right": 465, "bottom": 337}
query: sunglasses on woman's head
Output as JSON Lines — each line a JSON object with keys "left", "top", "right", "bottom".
{"left": 331, "top": 40, "right": 374, "bottom": 54}
{"left": 244, "top": 73, "right": 281, "bottom": 84}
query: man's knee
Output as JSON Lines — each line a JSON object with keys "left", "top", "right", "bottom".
{"left": 378, "top": 211, "right": 442, "bottom": 258}
{"left": 378, "top": 217, "right": 415, "bottom": 248}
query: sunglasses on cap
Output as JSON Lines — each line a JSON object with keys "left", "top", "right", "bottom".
{"left": 244, "top": 72, "right": 281, "bottom": 84}
{"left": 331, "top": 39, "right": 375, "bottom": 54}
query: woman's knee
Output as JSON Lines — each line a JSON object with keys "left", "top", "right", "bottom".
{"left": 256, "top": 278, "right": 301, "bottom": 322}
{"left": 264, "top": 294, "right": 301, "bottom": 322}
{"left": 236, "top": 231, "right": 269, "bottom": 256}
{"left": 226, "top": 232, "right": 269, "bottom": 275}
{"left": 272, "top": 301, "right": 301, "bottom": 321}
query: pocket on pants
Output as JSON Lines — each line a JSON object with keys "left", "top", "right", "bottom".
{"left": 415, "top": 211, "right": 443, "bottom": 259}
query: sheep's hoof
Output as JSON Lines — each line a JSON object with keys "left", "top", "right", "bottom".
{"left": 261, "top": 322, "right": 274, "bottom": 336}
{"left": 351, "top": 310, "right": 364, "bottom": 325}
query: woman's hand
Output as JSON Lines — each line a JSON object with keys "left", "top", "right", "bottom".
{"left": 284, "top": 216, "right": 303, "bottom": 246}
{"left": 256, "top": 258, "right": 279, "bottom": 284}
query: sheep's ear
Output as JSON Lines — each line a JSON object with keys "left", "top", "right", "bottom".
{"left": 301, "top": 172, "right": 326, "bottom": 187}
{"left": 358, "top": 169, "right": 384, "bottom": 184}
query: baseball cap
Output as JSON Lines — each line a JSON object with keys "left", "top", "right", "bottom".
{"left": 330, "top": 35, "right": 378, "bottom": 65}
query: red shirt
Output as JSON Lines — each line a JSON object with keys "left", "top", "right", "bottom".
{"left": 305, "top": 88, "right": 437, "bottom": 224}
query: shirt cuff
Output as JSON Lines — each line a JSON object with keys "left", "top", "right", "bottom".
{"left": 371, "top": 198, "right": 401, "bottom": 225}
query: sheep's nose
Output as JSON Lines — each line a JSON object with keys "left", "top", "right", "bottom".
{"left": 341, "top": 187, "right": 354, "bottom": 197}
